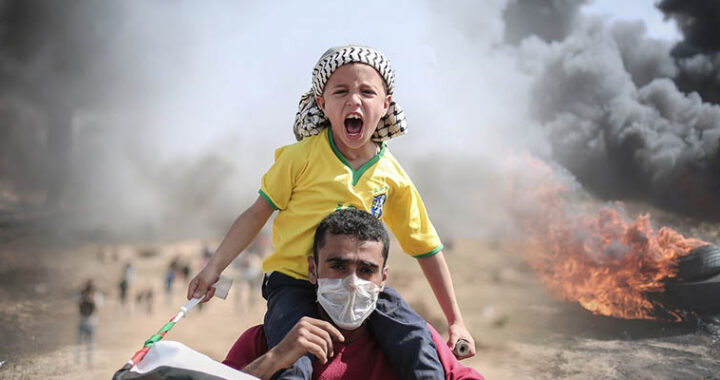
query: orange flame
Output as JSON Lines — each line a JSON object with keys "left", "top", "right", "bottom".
{"left": 508, "top": 155, "right": 706, "bottom": 321}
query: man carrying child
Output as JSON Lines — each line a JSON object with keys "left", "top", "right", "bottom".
{"left": 189, "top": 45, "right": 475, "bottom": 379}
{"left": 224, "top": 209, "right": 483, "bottom": 379}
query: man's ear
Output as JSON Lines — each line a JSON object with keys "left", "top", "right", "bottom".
{"left": 316, "top": 96, "right": 325, "bottom": 113}
{"left": 308, "top": 256, "right": 318, "bottom": 285}
{"left": 380, "top": 265, "right": 388, "bottom": 291}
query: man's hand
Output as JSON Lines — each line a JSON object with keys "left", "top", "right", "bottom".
{"left": 271, "top": 317, "right": 345, "bottom": 367}
{"left": 186, "top": 264, "right": 219, "bottom": 303}
{"left": 242, "top": 317, "right": 345, "bottom": 379}
{"left": 448, "top": 321, "right": 476, "bottom": 359}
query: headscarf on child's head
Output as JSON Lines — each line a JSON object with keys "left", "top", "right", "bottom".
{"left": 293, "top": 45, "right": 407, "bottom": 142}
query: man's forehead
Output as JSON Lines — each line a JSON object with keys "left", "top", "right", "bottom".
{"left": 320, "top": 233, "right": 384, "bottom": 264}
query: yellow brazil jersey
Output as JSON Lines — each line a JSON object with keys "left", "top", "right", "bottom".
{"left": 259, "top": 128, "right": 443, "bottom": 280}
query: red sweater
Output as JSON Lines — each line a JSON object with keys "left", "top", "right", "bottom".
{"left": 223, "top": 323, "right": 484, "bottom": 380}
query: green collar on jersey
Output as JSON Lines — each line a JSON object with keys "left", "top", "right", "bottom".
{"left": 327, "top": 128, "right": 387, "bottom": 186}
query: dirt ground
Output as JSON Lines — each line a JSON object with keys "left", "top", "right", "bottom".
{"left": 1, "top": 211, "right": 720, "bottom": 380}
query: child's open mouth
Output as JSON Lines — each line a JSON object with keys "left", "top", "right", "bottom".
{"left": 344, "top": 114, "right": 363, "bottom": 137}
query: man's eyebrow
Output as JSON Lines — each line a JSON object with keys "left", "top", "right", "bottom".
{"left": 358, "top": 260, "right": 380, "bottom": 269}
{"left": 325, "top": 257, "right": 350, "bottom": 264}
{"left": 324, "top": 257, "right": 380, "bottom": 269}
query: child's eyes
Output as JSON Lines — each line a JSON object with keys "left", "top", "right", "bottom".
{"left": 332, "top": 89, "right": 348, "bottom": 95}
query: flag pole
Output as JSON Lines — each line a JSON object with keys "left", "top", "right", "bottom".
{"left": 123, "top": 276, "right": 232, "bottom": 368}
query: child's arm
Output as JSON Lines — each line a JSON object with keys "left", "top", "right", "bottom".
{"left": 187, "top": 196, "right": 274, "bottom": 302}
{"left": 417, "top": 251, "right": 477, "bottom": 359}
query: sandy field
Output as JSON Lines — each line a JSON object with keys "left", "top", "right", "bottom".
{"left": 1, "top": 210, "right": 720, "bottom": 380}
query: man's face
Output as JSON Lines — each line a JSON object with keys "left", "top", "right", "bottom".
{"left": 308, "top": 232, "right": 388, "bottom": 288}
{"left": 315, "top": 63, "right": 392, "bottom": 154}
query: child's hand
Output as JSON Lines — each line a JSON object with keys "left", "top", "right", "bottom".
{"left": 187, "top": 265, "right": 220, "bottom": 303}
{"left": 448, "top": 322, "right": 476, "bottom": 359}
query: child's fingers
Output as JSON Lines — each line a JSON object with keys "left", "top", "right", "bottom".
{"left": 187, "top": 279, "right": 198, "bottom": 300}
{"left": 452, "top": 338, "right": 475, "bottom": 359}
{"left": 201, "top": 287, "right": 216, "bottom": 303}
{"left": 188, "top": 275, "right": 214, "bottom": 300}
{"left": 191, "top": 276, "right": 213, "bottom": 299}
{"left": 448, "top": 331, "right": 476, "bottom": 359}
{"left": 447, "top": 333, "right": 458, "bottom": 348}
{"left": 192, "top": 283, "right": 207, "bottom": 299}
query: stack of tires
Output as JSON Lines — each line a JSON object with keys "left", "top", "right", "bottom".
{"left": 664, "top": 245, "right": 720, "bottom": 313}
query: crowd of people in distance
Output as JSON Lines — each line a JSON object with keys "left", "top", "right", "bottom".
{"left": 75, "top": 236, "right": 268, "bottom": 367}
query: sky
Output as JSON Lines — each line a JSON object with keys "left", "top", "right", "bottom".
{"left": 584, "top": 0, "right": 681, "bottom": 41}
{"left": 142, "top": 0, "right": 683, "bottom": 159}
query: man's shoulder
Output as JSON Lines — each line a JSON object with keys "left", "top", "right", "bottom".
{"left": 223, "top": 325, "right": 267, "bottom": 370}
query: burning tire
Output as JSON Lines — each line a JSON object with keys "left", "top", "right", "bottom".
{"left": 676, "top": 245, "right": 720, "bottom": 282}
{"left": 664, "top": 271, "right": 720, "bottom": 313}
{"left": 662, "top": 245, "right": 720, "bottom": 314}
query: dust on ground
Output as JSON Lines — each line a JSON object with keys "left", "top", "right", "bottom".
{"left": 1, "top": 210, "right": 720, "bottom": 380}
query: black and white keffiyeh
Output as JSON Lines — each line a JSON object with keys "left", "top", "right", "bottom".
{"left": 293, "top": 45, "right": 407, "bottom": 142}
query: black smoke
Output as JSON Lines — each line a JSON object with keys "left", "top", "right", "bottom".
{"left": 0, "top": 1, "right": 252, "bottom": 239}
{"left": 505, "top": 0, "right": 720, "bottom": 221}
{"left": 658, "top": 0, "right": 720, "bottom": 53}
{"left": 658, "top": 0, "right": 720, "bottom": 105}
{"left": 0, "top": 0, "right": 120, "bottom": 208}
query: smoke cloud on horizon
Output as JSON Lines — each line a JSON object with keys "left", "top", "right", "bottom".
{"left": 1, "top": 0, "right": 718, "bottom": 241}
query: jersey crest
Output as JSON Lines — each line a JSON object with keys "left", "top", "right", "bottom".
{"left": 370, "top": 193, "right": 387, "bottom": 218}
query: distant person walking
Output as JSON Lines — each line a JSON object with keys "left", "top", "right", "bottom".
{"left": 119, "top": 262, "right": 134, "bottom": 307}
{"left": 144, "top": 287, "right": 154, "bottom": 315}
{"left": 124, "top": 262, "right": 135, "bottom": 285}
{"left": 76, "top": 279, "right": 103, "bottom": 366}
{"left": 165, "top": 258, "right": 179, "bottom": 305}
{"left": 181, "top": 263, "right": 190, "bottom": 282}
{"left": 119, "top": 277, "right": 128, "bottom": 306}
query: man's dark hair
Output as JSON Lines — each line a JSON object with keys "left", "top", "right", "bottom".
{"left": 313, "top": 208, "right": 390, "bottom": 265}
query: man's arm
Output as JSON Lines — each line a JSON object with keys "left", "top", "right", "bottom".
{"left": 417, "top": 251, "right": 477, "bottom": 358}
{"left": 187, "top": 196, "right": 273, "bottom": 302}
{"left": 242, "top": 317, "right": 345, "bottom": 380}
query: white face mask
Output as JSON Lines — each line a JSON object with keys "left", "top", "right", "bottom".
{"left": 316, "top": 273, "right": 381, "bottom": 330}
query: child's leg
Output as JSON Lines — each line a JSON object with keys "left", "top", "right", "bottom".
{"left": 262, "top": 272, "right": 318, "bottom": 379}
{"left": 368, "top": 286, "right": 445, "bottom": 379}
